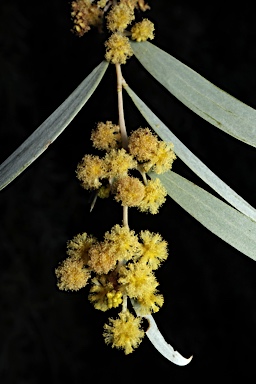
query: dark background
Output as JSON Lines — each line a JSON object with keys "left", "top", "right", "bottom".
{"left": 1, "top": 1, "right": 256, "bottom": 382}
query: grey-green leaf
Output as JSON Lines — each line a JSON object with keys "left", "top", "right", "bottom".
{"left": 151, "top": 171, "right": 256, "bottom": 261}
{"left": 131, "top": 41, "right": 256, "bottom": 148}
{"left": 0, "top": 61, "right": 109, "bottom": 191}
{"left": 132, "top": 299, "right": 192, "bottom": 365}
{"left": 124, "top": 84, "right": 256, "bottom": 222}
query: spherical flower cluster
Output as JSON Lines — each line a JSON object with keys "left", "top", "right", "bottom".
{"left": 88, "top": 241, "right": 118, "bottom": 274}
{"left": 55, "top": 257, "right": 91, "bottom": 291}
{"left": 131, "top": 19, "right": 155, "bottom": 42}
{"left": 56, "top": 232, "right": 98, "bottom": 291}
{"left": 103, "top": 310, "right": 145, "bottom": 354}
{"left": 105, "top": 33, "right": 134, "bottom": 65}
{"left": 114, "top": 175, "right": 145, "bottom": 206}
{"left": 71, "top": 0, "right": 103, "bottom": 37}
{"left": 76, "top": 154, "right": 107, "bottom": 190}
{"left": 66, "top": 232, "right": 97, "bottom": 264}
{"left": 106, "top": 3, "right": 135, "bottom": 32}
{"left": 138, "top": 178, "right": 167, "bottom": 214}
{"left": 91, "top": 121, "right": 121, "bottom": 151}
{"left": 139, "top": 230, "right": 168, "bottom": 269}
{"left": 119, "top": 261, "right": 159, "bottom": 299}
{"left": 104, "top": 148, "right": 137, "bottom": 177}
{"left": 129, "top": 127, "right": 177, "bottom": 174}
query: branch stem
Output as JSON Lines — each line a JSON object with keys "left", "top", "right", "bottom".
{"left": 115, "top": 63, "right": 128, "bottom": 149}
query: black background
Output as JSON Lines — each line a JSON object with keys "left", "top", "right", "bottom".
{"left": 1, "top": 1, "right": 256, "bottom": 382}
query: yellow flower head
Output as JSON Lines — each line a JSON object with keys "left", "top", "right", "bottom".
{"left": 55, "top": 257, "right": 91, "bottom": 291}
{"left": 136, "top": 290, "right": 164, "bottom": 315}
{"left": 139, "top": 230, "right": 168, "bottom": 269}
{"left": 103, "top": 310, "right": 145, "bottom": 354}
{"left": 106, "top": 3, "right": 135, "bottom": 32}
{"left": 128, "top": 128, "right": 176, "bottom": 174}
{"left": 88, "top": 241, "right": 118, "bottom": 274}
{"left": 91, "top": 121, "right": 121, "bottom": 151}
{"left": 71, "top": 0, "right": 103, "bottom": 37}
{"left": 89, "top": 275, "right": 122, "bottom": 311}
{"left": 119, "top": 261, "right": 158, "bottom": 299}
{"left": 105, "top": 33, "right": 133, "bottom": 64}
{"left": 66, "top": 232, "right": 97, "bottom": 265}
{"left": 131, "top": 19, "right": 155, "bottom": 42}
{"left": 114, "top": 175, "right": 145, "bottom": 207}
{"left": 128, "top": 127, "right": 159, "bottom": 162}
{"left": 104, "top": 148, "right": 137, "bottom": 178}
{"left": 152, "top": 141, "right": 177, "bottom": 174}
{"left": 104, "top": 224, "right": 142, "bottom": 261}
{"left": 76, "top": 154, "right": 107, "bottom": 190}
{"left": 138, "top": 178, "right": 167, "bottom": 214}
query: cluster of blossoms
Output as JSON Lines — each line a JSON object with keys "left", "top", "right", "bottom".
{"left": 71, "top": 0, "right": 155, "bottom": 64}
{"left": 56, "top": 225, "right": 168, "bottom": 354}
{"left": 56, "top": 0, "right": 177, "bottom": 356}
{"left": 77, "top": 123, "right": 176, "bottom": 214}
{"left": 56, "top": 121, "right": 176, "bottom": 354}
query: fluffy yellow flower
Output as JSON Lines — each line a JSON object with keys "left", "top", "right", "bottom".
{"left": 105, "top": 33, "right": 133, "bottom": 64}
{"left": 55, "top": 257, "right": 91, "bottom": 291}
{"left": 114, "top": 175, "right": 145, "bottom": 207}
{"left": 152, "top": 141, "right": 176, "bottom": 174}
{"left": 76, "top": 154, "right": 107, "bottom": 190}
{"left": 131, "top": 19, "right": 155, "bottom": 42}
{"left": 104, "top": 148, "right": 137, "bottom": 178}
{"left": 128, "top": 128, "right": 176, "bottom": 174}
{"left": 89, "top": 275, "right": 118, "bottom": 311}
{"left": 66, "top": 232, "right": 97, "bottom": 265}
{"left": 128, "top": 127, "right": 159, "bottom": 162}
{"left": 139, "top": 230, "right": 168, "bottom": 269}
{"left": 136, "top": 290, "right": 164, "bottom": 315}
{"left": 71, "top": 0, "right": 103, "bottom": 37}
{"left": 138, "top": 178, "right": 167, "bottom": 214}
{"left": 103, "top": 310, "right": 145, "bottom": 354}
{"left": 104, "top": 224, "right": 142, "bottom": 261}
{"left": 106, "top": 3, "right": 135, "bottom": 32}
{"left": 119, "top": 261, "right": 158, "bottom": 299}
{"left": 88, "top": 241, "right": 118, "bottom": 274}
{"left": 91, "top": 121, "right": 121, "bottom": 151}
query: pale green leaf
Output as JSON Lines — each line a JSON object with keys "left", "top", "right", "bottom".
{"left": 124, "top": 84, "right": 256, "bottom": 222}
{"left": 0, "top": 61, "right": 109, "bottom": 190}
{"left": 131, "top": 41, "right": 256, "bottom": 147}
{"left": 132, "top": 299, "right": 192, "bottom": 365}
{"left": 151, "top": 171, "right": 256, "bottom": 260}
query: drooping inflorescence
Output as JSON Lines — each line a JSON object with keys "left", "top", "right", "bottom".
{"left": 56, "top": 0, "right": 177, "bottom": 355}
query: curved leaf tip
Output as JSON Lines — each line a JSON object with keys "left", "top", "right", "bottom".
{"left": 145, "top": 314, "right": 193, "bottom": 366}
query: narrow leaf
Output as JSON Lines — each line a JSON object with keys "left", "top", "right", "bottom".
{"left": 124, "top": 84, "right": 256, "bottom": 222}
{"left": 0, "top": 61, "right": 109, "bottom": 190}
{"left": 144, "top": 315, "right": 192, "bottom": 366}
{"left": 151, "top": 171, "right": 256, "bottom": 260}
{"left": 131, "top": 41, "right": 256, "bottom": 148}
{"left": 132, "top": 300, "right": 192, "bottom": 365}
